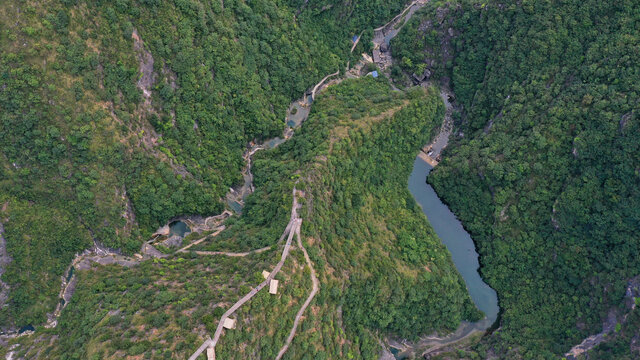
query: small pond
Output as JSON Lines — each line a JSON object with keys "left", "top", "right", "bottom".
{"left": 18, "top": 324, "right": 35, "bottom": 333}
{"left": 286, "top": 95, "right": 312, "bottom": 128}
{"left": 266, "top": 137, "right": 287, "bottom": 149}
{"left": 169, "top": 221, "right": 190, "bottom": 238}
{"left": 228, "top": 200, "right": 243, "bottom": 213}
{"left": 389, "top": 347, "right": 406, "bottom": 360}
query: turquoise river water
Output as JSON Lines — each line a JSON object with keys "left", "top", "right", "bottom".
{"left": 408, "top": 156, "right": 499, "bottom": 328}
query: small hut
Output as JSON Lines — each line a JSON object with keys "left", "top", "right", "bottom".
{"left": 223, "top": 317, "right": 236, "bottom": 329}
{"left": 269, "top": 279, "right": 279, "bottom": 294}
{"left": 262, "top": 270, "right": 271, "bottom": 279}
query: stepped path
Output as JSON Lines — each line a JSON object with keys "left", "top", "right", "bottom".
{"left": 275, "top": 214, "right": 319, "bottom": 360}
{"left": 188, "top": 188, "right": 303, "bottom": 360}
{"left": 311, "top": 71, "right": 339, "bottom": 100}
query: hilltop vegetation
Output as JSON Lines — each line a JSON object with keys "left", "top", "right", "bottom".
{"left": 3, "top": 250, "right": 287, "bottom": 359}
{"left": 0, "top": 0, "right": 409, "bottom": 330}
{"left": 261, "top": 77, "right": 481, "bottom": 345}
{"left": 392, "top": 0, "right": 640, "bottom": 358}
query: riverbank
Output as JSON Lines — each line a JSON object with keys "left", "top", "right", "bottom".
{"left": 367, "top": 1, "right": 501, "bottom": 356}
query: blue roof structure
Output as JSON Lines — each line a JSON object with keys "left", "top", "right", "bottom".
{"left": 352, "top": 35, "right": 359, "bottom": 43}
{"left": 371, "top": 71, "right": 379, "bottom": 78}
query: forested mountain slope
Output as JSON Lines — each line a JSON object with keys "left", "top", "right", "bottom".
{"left": 4, "top": 0, "right": 638, "bottom": 358}
{"left": 392, "top": 0, "right": 640, "bottom": 358}
{"left": 2, "top": 77, "right": 481, "bottom": 359}
{"left": 0, "top": 0, "right": 409, "bottom": 331}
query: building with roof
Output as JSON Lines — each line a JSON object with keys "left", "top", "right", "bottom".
{"left": 223, "top": 317, "right": 236, "bottom": 329}
{"left": 269, "top": 279, "right": 279, "bottom": 294}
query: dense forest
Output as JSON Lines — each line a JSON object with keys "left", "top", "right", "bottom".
{"left": 0, "top": 0, "right": 409, "bottom": 330}
{"left": 3, "top": 0, "right": 639, "bottom": 358}
{"left": 392, "top": 0, "right": 640, "bottom": 358}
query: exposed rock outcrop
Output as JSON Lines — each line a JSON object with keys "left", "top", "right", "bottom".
{"left": 132, "top": 28, "right": 156, "bottom": 105}
{"left": 0, "top": 223, "right": 12, "bottom": 314}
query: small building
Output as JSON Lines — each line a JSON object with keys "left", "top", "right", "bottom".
{"left": 361, "top": 53, "right": 373, "bottom": 63}
{"left": 207, "top": 346, "right": 216, "bottom": 360}
{"left": 352, "top": 35, "right": 359, "bottom": 43}
{"left": 269, "top": 279, "right": 279, "bottom": 294}
{"left": 223, "top": 317, "right": 236, "bottom": 329}
{"left": 262, "top": 270, "right": 270, "bottom": 279}
{"left": 367, "top": 71, "right": 379, "bottom": 78}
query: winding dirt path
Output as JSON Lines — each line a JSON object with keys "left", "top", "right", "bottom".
{"left": 311, "top": 71, "right": 340, "bottom": 100}
{"left": 349, "top": 31, "right": 363, "bottom": 53}
{"left": 176, "top": 226, "right": 226, "bottom": 253}
{"left": 192, "top": 246, "right": 270, "bottom": 257}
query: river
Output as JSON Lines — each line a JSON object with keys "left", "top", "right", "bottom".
{"left": 397, "top": 156, "right": 498, "bottom": 357}
{"left": 410, "top": 158, "right": 499, "bottom": 325}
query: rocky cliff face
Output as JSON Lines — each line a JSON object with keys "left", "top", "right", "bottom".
{"left": 0, "top": 223, "right": 13, "bottom": 331}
